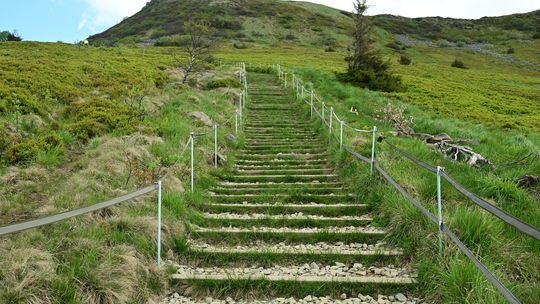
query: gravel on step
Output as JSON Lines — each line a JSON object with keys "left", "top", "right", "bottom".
{"left": 192, "top": 225, "right": 386, "bottom": 234}
{"left": 190, "top": 240, "right": 398, "bottom": 254}
{"left": 162, "top": 293, "right": 423, "bottom": 303}
{"left": 202, "top": 212, "right": 371, "bottom": 221}
{"left": 172, "top": 262, "right": 416, "bottom": 279}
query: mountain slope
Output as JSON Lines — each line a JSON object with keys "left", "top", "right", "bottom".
{"left": 89, "top": 0, "right": 539, "bottom": 47}
{"left": 88, "top": 0, "right": 354, "bottom": 48}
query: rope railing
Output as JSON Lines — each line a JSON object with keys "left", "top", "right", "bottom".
{"left": 0, "top": 62, "right": 248, "bottom": 268}
{"left": 271, "top": 63, "right": 528, "bottom": 304}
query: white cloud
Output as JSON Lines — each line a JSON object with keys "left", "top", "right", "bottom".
{"left": 290, "top": 0, "right": 539, "bottom": 18}
{"left": 79, "top": 0, "right": 148, "bottom": 31}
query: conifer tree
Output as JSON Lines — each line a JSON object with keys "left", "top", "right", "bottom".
{"left": 338, "top": 0, "right": 402, "bottom": 92}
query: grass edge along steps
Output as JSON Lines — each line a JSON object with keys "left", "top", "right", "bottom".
{"left": 167, "top": 72, "right": 420, "bottom": 303}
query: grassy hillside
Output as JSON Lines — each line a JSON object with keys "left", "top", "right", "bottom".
{"left": 1, "top": 2, "right": 539, "bottom": 303}
{"left": 0, "top": 42, "right": 242, "bottom": 303}
{"left": 88, "top": 0, "right": 354, "bottom": 49}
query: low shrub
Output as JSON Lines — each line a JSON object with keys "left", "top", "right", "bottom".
{"left": 507, "top": 47, "right": 515, "bottom": 54}
{"left": 64, "top": 98, "right": 132, "bottom": 140}
{"left": 234, "top": 32, "right": 246, "bottom": 38}
{"left": 336, "top": 69, "right": 404, "bottom": 93}
{"left": 233, "top": 42, "right": 248, "bottom": 49}
{"left": 246, "top": 66, "right": 274, "bottom": 73}
{"left": 386, "top": 41, "right": 402, "bottom": 51}
{"left": 533, "top": 32, "right": 540, "bottom": 39}
{"left": 437, "top": 39, "right": 451, "bottom": 48}
{"left": 205, "top": 78, "right": 242, "bottom": 90}
{"left": 451, "top": 59, "right": 467, "bottom": 69}
{"left": 5, "top": 133, "right": 64, "bottom": 163}
{"left": 285, "top": 34, "right": 296, "bottom": 40}
{"left": 399, "top": 55, "right": 412, "bottom": 65}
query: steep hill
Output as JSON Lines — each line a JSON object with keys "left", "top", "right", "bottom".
{"left": 89, "top": 0, "right": 539, "bottom": 47}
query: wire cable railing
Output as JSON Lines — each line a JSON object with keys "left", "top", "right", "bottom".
{"left": 0, "top": 62, "right": 249, "bottom": 268}
{"left": 270, "top": 63, "right": 533, "bottom": 304}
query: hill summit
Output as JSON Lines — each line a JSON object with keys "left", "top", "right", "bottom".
{"left": 89, "top": 0, "right": 539, "bottom": 47}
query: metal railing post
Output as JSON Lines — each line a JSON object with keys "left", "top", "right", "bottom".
{"left": 370, "top": 126, "right": 377, "bottom": 176}
{"left": 437, "top": 166, "right": 444, "bottom": 256}
{"left": 340, "top": 120, "right": 344, "bottom": 151}
{"left": 310, "top": 91, "right": 314, "bottom": 119}
{"left": 321, "top": 102, "right": 325, "bottom": 126}
{"left": 235, "top": 111, "right": 239, "bottom": 135}
{"left": 214, "top": 125, "right": 218, "bottom": 168}
{"left": 190, "top": 134, "right": 195, "bottom": 192}
{"left": 329, "top": 106, "right": 334, "bottom": 137}
{"left": 301, "top": 85, "right": 304, "bottom": 100}
{"left": 156, "top": 180, "right": 162, "bottom": 266}
{"left": 284, "top": 73, "right": 287, "bottom": 87}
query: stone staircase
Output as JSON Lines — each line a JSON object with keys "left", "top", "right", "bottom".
{"left": 165, "top": 72, "right": 419, "bottom": 304}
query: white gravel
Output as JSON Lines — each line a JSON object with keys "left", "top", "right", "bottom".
{"left": 162, "top": 293, "right": 423, "bottom": 304}
{"left": 190, "top": 241, "right": 396, "bottom": 254}
{"left": 173, "top": 262, "right": 416, "bottom": 279}
{"left": 192, "top": 225, "right": 386, "bottom": 234}
{"left": 202, "top": 212, "right": 371, "bottom": 221}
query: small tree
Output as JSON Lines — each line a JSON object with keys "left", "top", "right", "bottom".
{"left": 337, "top": 0, "right": 402, "bottom": 92}
{"left": 124, "top": 85, "right": 149, "bottom": 122}
{"left": 0, "top": 30, "right": 22, "bottom": 42}
{"left": 178, "top": 21, "right": 216, "bottom": 84}
{"left": 451, "top": 59, "right": 467, "bottom": 69}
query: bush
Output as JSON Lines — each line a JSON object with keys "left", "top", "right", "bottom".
{"left": 399, "top": 55, "right": 412, "bottom": 65}
{"left": 233, "top": 42, "right": 248, "bottom": 49}
{"left": 437, "top": 39, "right": 450, "bottom": 48}
{"left": 65, "top": 98, "right": 132, "bottom": 140}
{"left": 451, "top": 59, "right": 467, "bottom": 69}
{"left": 205, "top": 78, "right": 242, "bottom": 90}
{"left": 336, "top": 69, "right": 403, "bottom": 93}
{"left": 0, "top": 30, "right": 22, "bottom": 42}
{"left": 246, "top": 66, "right": 273, "bottom": 73}
{"left": 507, "top": 47, "right": 515, "bottom": 54}
{"left": 386, "top": 41, "right": 402, "bottom": 51}
{"left": 285, "top": 34, "right": 296, "bottom": 40}
{"left": 5, "top": 133, "right": 64, "bottom": 163}
{"left": 234, "top": 32, "right": 246, "bottom": 38}
{"left": 533, "top": 32, "right": 540, "bottom": 39}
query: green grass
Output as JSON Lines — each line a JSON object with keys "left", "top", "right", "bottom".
{"left": 279, "top": 67, "right": 539, "bottom": 303}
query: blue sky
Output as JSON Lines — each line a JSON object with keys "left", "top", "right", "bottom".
{"left": 1, "top": 0, "right": 538, "bottom": 43}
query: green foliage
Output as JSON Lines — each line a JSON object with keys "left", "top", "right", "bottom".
{"left": 337, "top": 68, "right": 403, "bottom": 92}
{"left": 233, "top": 42, "right": 249, "bottom": 49}
{"left": 385, "top": 41, "right": 402, "bottom": 51}
{"left": 399, "top": 55, "right": 412, "bottom": 65}
{"left": 507, "top": 47, "right": 515, "bottom": 54}
{"left": 65, "top": 99, "right": 132, "bottom": 140}
{"left": 451, "top": 59, "right": 467, "bottom": 69}
{"left": 205, "top": 78, "right": 242, "bottom": 90}
{"left": 0, "top": 30, "right": 22, "bottom": 42}
{"left": 5, "top": 133, "right": 64, "bottom": 164}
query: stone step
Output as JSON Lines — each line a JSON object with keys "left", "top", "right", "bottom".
{"left": 189, "top": 241, "right": 402, "bottom": 257}
{"left": 235, "top": 159, "right": 329, "bottom": 166}
{"left": 236, "top": 153, "right": 327, "bottom": 160}
{"left": 217, "top": 181, "right": 343, "bottom": 188}
{"left": 244, "top": 143, "right": 323, "bottom": 149}
{"left": 210, "top": 187, "right": 345, "bottom": 195}
{"left": 191, "top": 225, "right": 386, "bottom": 235}
{"left": 221, "top": 174, "right": 339, "bottom": 183}
{"left": 163, "top": 294, "right": 417, "bottom": 304}
{"left": 234, "top": 168, "right": 334, "bottom": 175}
{"left": 202, "top": 212, "right": 372, "bottom": 223}
{"left": 171, "top": 264, "right": 416, "bottom": 284}
{"left": 238, "top": 149, "right": 327, "bottom": 155}
{"left": 235, "top": 164, "right": 329, "bottom": 170}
